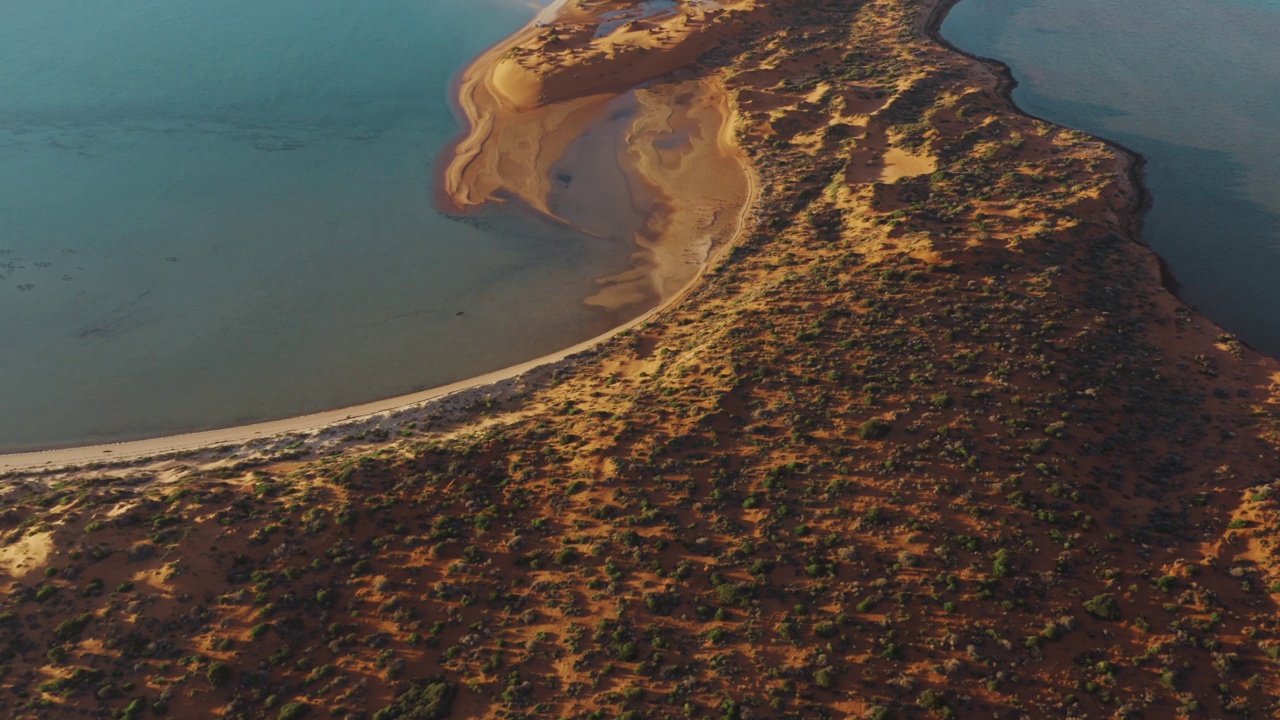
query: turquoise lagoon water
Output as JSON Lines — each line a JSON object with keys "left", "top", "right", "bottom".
{"left": 943, "top": 0, "right": 1280, "bottom": 356}
{"left": 0, "top": 0, "right": 645, "bottom": 451}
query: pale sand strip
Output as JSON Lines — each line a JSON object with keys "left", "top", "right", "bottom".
{"left": 0, "top": 301, "right": 661, "bottom": 473}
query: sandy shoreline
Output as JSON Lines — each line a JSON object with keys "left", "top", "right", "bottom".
{"left": 1, "top": 0, "right": 758, "bottom": 475}
{"left": 923, "top": 0, "right": 1154, "bottom": 256}
{"left": 0, "top": 301, "right": 648, "bottom": 473}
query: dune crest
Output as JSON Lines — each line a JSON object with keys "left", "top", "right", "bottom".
{"left": 488, "top": 0, "right": 744, "bottom": 110}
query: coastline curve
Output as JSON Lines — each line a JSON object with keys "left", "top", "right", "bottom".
{"left": 923, "top": 0, "right": 1186, "bottom": 299}
{"left": 1, "top": 1, "right": 761, "bottom": 474}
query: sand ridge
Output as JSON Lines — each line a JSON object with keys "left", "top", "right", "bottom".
{"left": 488, "top": 0, "right": 755, "bottom": 111}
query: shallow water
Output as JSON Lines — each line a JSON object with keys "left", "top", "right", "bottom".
{"left": 943, "top": 0, "right": 1280, "bottom": 356}
{"left": 0, "top": 0, "right": 644, "bottom": 452}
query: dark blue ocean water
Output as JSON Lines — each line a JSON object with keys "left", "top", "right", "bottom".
{"left": 943, "top": 0, "right": 1280, "bottom": 356}
{"left": 0, "top": 0, "right": 641, "bottom": 451}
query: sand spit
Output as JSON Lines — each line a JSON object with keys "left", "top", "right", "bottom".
{"left": 441, "top": 0, "right": 757, "bottom": 308}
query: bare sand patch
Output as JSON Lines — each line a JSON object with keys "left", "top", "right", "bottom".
{"left": 879, "top": 146, "right": 937, "bottom": 182}
{"left": 0, "top": 531, "right": 54, "bottom": 580}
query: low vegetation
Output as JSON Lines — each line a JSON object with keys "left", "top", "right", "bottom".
{"left": 3, "top": 0, "right": 1280, "bottom": 718}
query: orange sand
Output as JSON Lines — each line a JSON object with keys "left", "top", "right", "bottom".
{"left": 588, "top": 78, "right": 750, "bottom": 307}
{"left": 441, "top": 0, "right": 758, "bottom": 309}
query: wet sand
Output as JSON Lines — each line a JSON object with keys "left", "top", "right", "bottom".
{"left": 440, "top": 0, "right": 755, "bottom": 309}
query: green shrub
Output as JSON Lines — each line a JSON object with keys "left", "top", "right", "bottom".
{"left": 917, "top": 689, "right": 943, "bottom": 710}
{"left": 54, "top": 613, "right": 92, "bottom": 641}
{"left": 614, "top": 641, "right": 638, "bottom": 661}
{"left": 858, "top": 419, "right": 891, "bottom": 440}
{"left": 716, "top": 582, "right": 755, "bottom": 607}
{"left": 1022, "top": 438, "right": 1049, "bottom": 454}
{"left": 1083, "top": 594, "right": 1120, "bottom": 621}
{"left": 992, "top": 549, "right": 1013, "bottom": 578}
{"left": 372, "top": 679, "right": 457, "bottom": 720}
{"left": 120, "top": 698, "right": 145, "bottom": 720}
{"left": 207, "top": 661, "right": 232, "bottom": 687}
{"left": 277, "top": 703, "right": 310, "bottom": 720}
